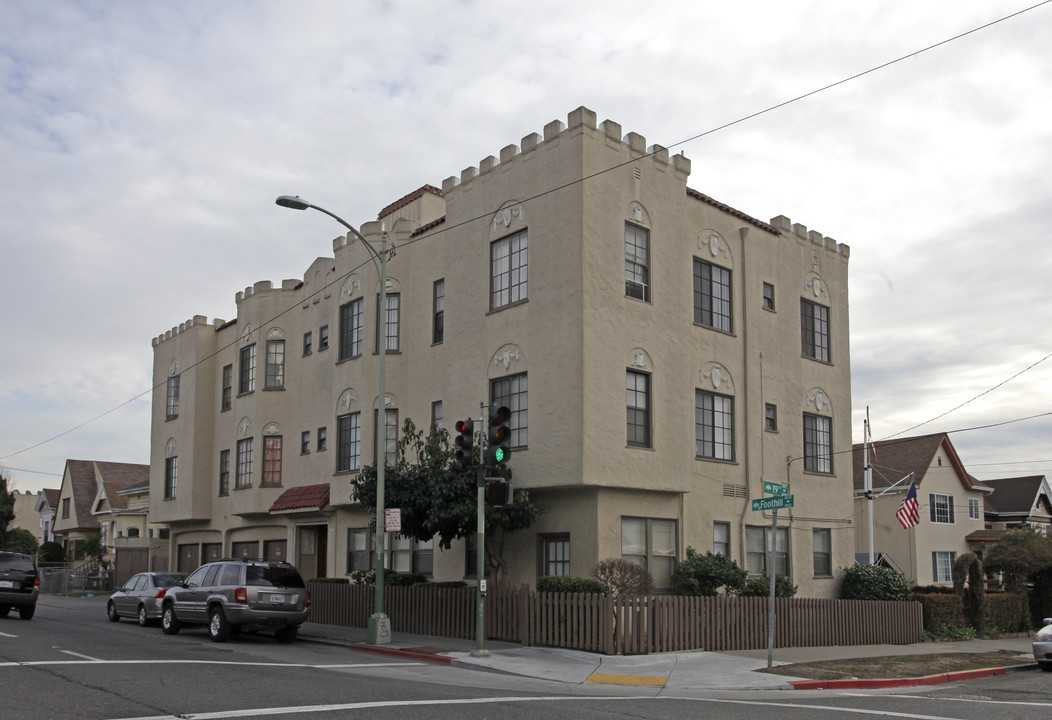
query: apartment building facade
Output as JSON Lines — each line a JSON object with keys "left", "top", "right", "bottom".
{"left": 150, "top": 106, "right": 853, "bottom": 596}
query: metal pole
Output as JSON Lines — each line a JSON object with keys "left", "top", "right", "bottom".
{"left": 865, "top": 416, "right": 875, "bottom": 565}
{"left": 471, "top": 405, "right": 490, "bottom": 658}
{"left": 368, "top": 230, "right": 390, "bottom": 643}
{"left": 767, "top": 508, "right": 778, "bottom": 669}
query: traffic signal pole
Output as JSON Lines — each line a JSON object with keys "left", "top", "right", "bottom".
{"left": 471, "top": 403, "right": 489, "bottom": 658}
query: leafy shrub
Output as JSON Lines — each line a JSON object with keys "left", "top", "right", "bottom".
{"left": 839, "top": 564, "right": 913, "bottom": 601}
{"left": 671, "top": 547, "right": 746, "bottom": 596}
{"left": 923, "top": 623, "right": 975, "bottom": 641}
{"left": 37, "top": 541, "right": 65, "bottom": 563}
{"left": 424, "top": 581, "right": 468, "bottom": 588}
{"left": 309, "top": 577, "right": 350, "bottom": 584}
{"left": 537, "top": 575, "right": 605, "bottom": 594}
{"left": 738, "top": 572, "right": 798, "bottom": 598}
{"left": 911, "top": 584, "right": 955, "bottom": 594}
{"left": 984, "top": 591, "right": 1030, "bottom": 633}
{"left": 386, "top": 572, "right": 429, "bottom": 587}
{"left": 917, "top": 592, "right": 966, "bottom": 630}
{"left": 593, "top": 558, "right": 654, "bottom": 597}
{"left": 952, "top": 552, "right": 985, "bottom": 629}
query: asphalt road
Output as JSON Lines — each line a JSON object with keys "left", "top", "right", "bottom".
{"left": 1, "top": 595, "right": 1049, "bottom": 720}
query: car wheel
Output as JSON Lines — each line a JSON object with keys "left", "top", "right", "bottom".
{"left": 1040, "top": 661, "right": 1052, "bottom": 672}
{"left": 107, "top": 601, "right": 120, "bottom": 622}
{"left": 275, "top": 625, "right": 298, "bottom": 643}
{"left": 161, "top": 604, "right": 181, "bottom": 635}
{"left": 18, "top": 605, "right": 36, "bottom": 621}
{"left": 208, "top": 607, "right": 232, "bottom": 643}
{"left": 0, "top": 606, "right": 10, "bottom": 618}
{"left": 138, "top": 605, "right": 150, "bottom": 627}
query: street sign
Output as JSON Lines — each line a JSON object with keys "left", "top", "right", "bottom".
{"left": 751, "top": 495, "right": 794, "bottom": 512}
{"left": 384, "top": 508, "right": 401, "bottom": 532}
{"left": 763, "top": 480, "right": 789, "bottom": 496}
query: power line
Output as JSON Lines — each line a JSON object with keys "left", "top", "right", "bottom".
{"left": 3, "top": 2, "right": 1049, "bottom": 467}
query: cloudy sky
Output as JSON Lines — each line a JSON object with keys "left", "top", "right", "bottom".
{"left": 2, "top": 1, "right": 1051, "bottom": 494}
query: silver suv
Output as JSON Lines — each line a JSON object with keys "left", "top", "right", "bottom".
{"left": 160, "top": 559, "right": 310, "bottom": 643}
{"left": 0, "top": 551, "right": 39, "bottom": 620}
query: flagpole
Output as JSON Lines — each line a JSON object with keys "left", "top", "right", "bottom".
{"left": 865, "top": 411, "right": 875, "bottom": 564}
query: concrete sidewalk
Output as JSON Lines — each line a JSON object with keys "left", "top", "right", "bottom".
{"left": 300, "top": 618, "right": 1038, "bottom": 691}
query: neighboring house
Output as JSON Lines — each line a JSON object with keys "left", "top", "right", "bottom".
{"left": 982, "top": 475, "right": 1052, "bottom": 534}
{"left": 149, "top": 106, "right": 854, "bottom": 596}
{"left": 7, "top": 489, "right": 43, "bottom": 539}
{"left": 35, "top": 488, "right": 61, "bottom": 544}
{"left": 853, "top": 433, "right": 992, "bottom": 585}
{"left": 53, "top": 460, "right": 150, "bottom": 562}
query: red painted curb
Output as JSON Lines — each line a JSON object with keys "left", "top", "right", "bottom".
{"left": 348, "top": 643, "right": 454, "bottom": 665}
{"left": 790, "top": 666, "right": 1006, "bottom": 690}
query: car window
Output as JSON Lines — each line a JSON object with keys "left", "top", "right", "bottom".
{"left": 220, "top": 564, "right": 242, "bottom": 586}
{"left": 203, "top": 565, "right": 222, "bottom": 587}
{"left": 155, "top": 574, "right": 185, "bottom": 588}
{"left": 0, "top": 555, "right": 36, "bottom": 572}
{"left": 246, "top": 565, "right": 305, "bottom": 588}
{"left": 132, "top": 575, "right": 147, "bottom": 592}
{"left": 184, "top": 566, "right": 209, "bottom": 587}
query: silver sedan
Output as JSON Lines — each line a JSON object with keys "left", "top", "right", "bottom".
{"left": 107, "top": 572, "right": 187, "bottom": 626}
{"left": 1035, "top": 617, "right": 1052, "bottom": 672}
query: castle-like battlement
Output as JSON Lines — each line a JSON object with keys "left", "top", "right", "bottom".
{"left": 440, "top": 106, "right": 692, "bottom": 196}
{"left": 152, "top": 314, "right": 229, "bottom": 347}
{"left": 770, "top": 215, "right": 850, "bottom": 260}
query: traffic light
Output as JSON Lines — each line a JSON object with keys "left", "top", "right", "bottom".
{"left": 486, "top": 405, "right": 511, "bottom": 467}
{"left": 454, "top": 418, "right": 474, "bottom": 467}
{"left": 485, "top": 478, "right": 510, "bottom": 507}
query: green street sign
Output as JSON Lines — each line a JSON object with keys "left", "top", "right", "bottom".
{"left": 751, "top": 494, "right": 795, "bottom": 512}
{"left": 763, "top": 481, "right": 790, "bottom": 496}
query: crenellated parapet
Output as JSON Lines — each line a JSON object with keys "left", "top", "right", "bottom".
{"left": 152, "top": 314, "right": 228, "bottom": 347}
{"left": 440, "top": 106, "right": 692, "bottom": 196}
{"left": 769, "top": 215, "right": 850, "bottom": 261}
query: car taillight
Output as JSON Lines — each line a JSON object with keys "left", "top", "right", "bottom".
{"left": 305, "top": 590, "right": 311, "bottom": 608}
{"left": 155, "top": 589, "right": 167, "bottom": 599}
{"left": 235, "top": 587, "right": 248, "bottom": 604}
{"left": 33, "top": 577, "right": 40, "bottom": 589}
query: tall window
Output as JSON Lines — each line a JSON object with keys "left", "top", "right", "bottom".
{"left": 62, "top": 498, "right": 70, "bottom": 519}
{"left": 625, "top": 223, "right": 649, "bottom": 301}
{"left": 621, "top": 517, "right": 676, "bottom": 590}
{"left": 968, "top": 497, "right": 981, "bottom": 520}
{"left": 347, "top": 529, "right": 370, "bottom": 573}
{"left": 319, "top": 325, "right": 329, "bottom": 351}
{"left": 491, "top": 374, "right": 528, "bottom": 448}
{"left": 746, "top": 526, "right": 790, "bottom": 576}
{"left": 541, "top": 534, "right": 571, "bottom": 577}
{"left": 218, "top": 449, "right": 230, "bottom": 496}
{"left": 238, "top": 344, "right": 256, "bottom": 395}
{"left": 929, "top": 493, "right": 955, "bottom": 524}
{"left": 302, "top": 331, "right": 312, "bottom": 356}
{"left": 713, "top": 522, "right": 730, "bottom": 556}
{"left": 762, "top": 282, "right": 776, "bottom": 311}
{"left": 803, "top": 413, "right": 833, "bottom": 474}
{"left": 764, "top": 403, "right": 778, "bottom": 432}
{"left": 265, "top": 339, "right": 285, "bottom": 389}
{"left": 165, "top": 376, "right": 180, "bottom": 419}
{"left": 813, "top": 529, "right": 832, "bottom": 577}
{"left": 164, "top": 457, "right": 177, "bottom": 500}
{"left": 696, "top": 390, "right": 734, "bottom": 460}
{"left": 317, "top": 426, "right": 327, "bottom": 452}
{"left": 626, "top": 370, "right": 651, "bottom": 448}
{"left": 801, "top": 299, "right": 830, "bottom": 362}
{"left": 336, "top": 413, "right": 361, "bottom": 473}
{"left": 431, "top": 400, "right": 443, "bottom": 431}
{"left": 432, "top": 279, "right": 445, "bottom": 344}
{"left": 376, "top": 293, "right": 400, "bottom": 352}
{"left": 390, "top": 535, "right": 434, "bottom": 576}
{"left": 375, "top": 408, "right": 399, "bottom": 466}
{"left": 262, "top": 436, "right": 282, "bottom": 487}
{"left": 300, "top": 431, "right": 310, "bottom": 455}
{"left": 932, "top": 551, "right": 956, "bottom": 583}
{"left": 339, "top": 298, "right": 363, "bottom": 360}
{"left": 693, "top": 259, "right": 732, "bottom": 332}
{"left": 221, "top": 364, "right": 232, "bottom": 411}
{"left": 236, "top": 437, "right": 254, "bottom": 488}
{"left": 491, "top": 229, "right": 528, "bottom": 310}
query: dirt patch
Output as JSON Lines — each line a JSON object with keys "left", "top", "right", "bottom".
{"left": 760, "top": 650, "right": 1034, "bottom": 681}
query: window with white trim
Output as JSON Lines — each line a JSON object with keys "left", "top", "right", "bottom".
{"left": 968, "top": 497, "right": 981, "bottom": 520}
{"left": 166, "top": 376, "right": 180, "bottom": 419}
{"left": 746, "top": 525, "right": 790, "bottom": 576}
{"left": 625, "top": 223, "right": 650, "bottom": 301}
{"left": 813, "top": 528, "right": 832, "bottom": 577}
{"left": 932, "top": 551, "right": 956, "bottom": 583}
{"left": 621, "top": 517, "right": 677, "bottom": 590}
{"left": 929, "top": 493, "right": 955, "bottom": 524}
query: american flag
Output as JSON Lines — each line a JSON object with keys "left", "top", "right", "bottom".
{"left": 896, "top": 482, "right": 919, "bottom": 529}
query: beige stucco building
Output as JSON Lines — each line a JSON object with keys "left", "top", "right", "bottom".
{"left": 150, "top": 107, "right": 853, "bottom": 597}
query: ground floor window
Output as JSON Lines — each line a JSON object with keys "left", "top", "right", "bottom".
{"left": 621, "top": 517, "right": 677, "bottom": 590}
{"left": 745, "top": 525, "right": 790, "bottom": 576}
{"left": 540, "top": 534, "right": 571, "bottom": 577}
{"left": 932, "top": 551, "right": 956, "bottom": 583}
{"left": 812, "top": 528, "right": 832, "bottom": 577}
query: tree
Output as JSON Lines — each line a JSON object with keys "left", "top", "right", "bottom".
{"left": 952, "top": 552, "right": 985, "bottom": 629}
{"left": 593, "top": 558, "right": 654, "bottom": 597}
{"left": 739, "top": 572, "right": 798, "bottom": 598}
{"left": 0, "top": 471, "right": 15, "bottom": 550}
{"left": 79, "top": 531, "right": 106, "bottom": 565}
{"left": 3, "top": 528, "right": 39, "bottom": 555}
{"left": 351, "top": 418, "right": 545, "bottom": 583}
{"left": 983, "top": 527, "right": 1052, "bottom": 592}
{"left": 37, "top": 541, "right": 65, "bottom": 563}
{"left": 671, "top": 547, "right": 747, "bottom": 596}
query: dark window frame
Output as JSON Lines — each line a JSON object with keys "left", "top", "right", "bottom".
{"left": 693, "top": 258, "right": 732, "bottom": 332}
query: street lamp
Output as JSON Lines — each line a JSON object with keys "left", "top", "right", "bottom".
{"left": 276, "top": 194, "right": 392, "bottom": 645}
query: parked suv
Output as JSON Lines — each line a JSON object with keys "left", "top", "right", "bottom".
{"left": 0, "top": 551, "right": 39, "bottom": 620}
{"left": 160, "top": 559, "right": 309, "bottom": 643}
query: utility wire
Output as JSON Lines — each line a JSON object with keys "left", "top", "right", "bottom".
{"left": 3, "top": 2, "right": 1049, "bottom": 466}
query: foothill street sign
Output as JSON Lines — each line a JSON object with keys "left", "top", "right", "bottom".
{"left": 751, "top": 494, "right": 795, "bottom": 512}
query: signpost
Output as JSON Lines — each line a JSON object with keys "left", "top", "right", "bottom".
{"left": 751, "top": 495, "right": 794, "bottom": 512}
{"left": 752, "top": 481, "right": 792, "bottom": 669}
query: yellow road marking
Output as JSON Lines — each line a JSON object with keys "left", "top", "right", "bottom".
{"left": 585, "top": 672, "right": 667, "bottom": 687}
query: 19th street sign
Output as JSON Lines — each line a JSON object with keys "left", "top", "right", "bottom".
{"left": 763, "top": 480, "right": 789, "bottom": 496}
{"left": 751, "top": 494, "right": 795, "bottom": 512}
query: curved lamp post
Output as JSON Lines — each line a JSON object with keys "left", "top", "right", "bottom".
{"left": 276, "top": 195, "right": 391, "bottom": 644}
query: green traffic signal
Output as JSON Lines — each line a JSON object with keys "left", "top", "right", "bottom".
{"left": 486, "top": 405, "right": 511, "bottom": 467}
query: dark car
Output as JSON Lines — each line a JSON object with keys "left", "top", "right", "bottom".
{"left": 107, "top": 572, "right": 187, "bottom": 626}
{"left": 0, "top": 551, "right": 39, "bottom": 620}
{"left": 160, "top": 559, "right": 309, "bottom": 643}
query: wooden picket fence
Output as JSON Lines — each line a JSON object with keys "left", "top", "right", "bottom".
{"left": 307, "top": 582, "right": 923, "bottom": 655}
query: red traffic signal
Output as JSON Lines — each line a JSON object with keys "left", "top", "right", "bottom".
{"left": 454, "top": 418, "right": 474, "bottom": 467}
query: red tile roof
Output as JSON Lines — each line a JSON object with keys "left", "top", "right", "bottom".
{"left": 269, "top": 483, "right": 330, "bottom": 513}
{"left": 686, "top": 187, "right": 778, "bottom": 234}
{"left": 378, "top": 184, "right": 443, "bottom": 220}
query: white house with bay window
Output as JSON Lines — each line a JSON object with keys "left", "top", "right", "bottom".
{"left": 149, "top": 107, "right": 853, "bottom": 596}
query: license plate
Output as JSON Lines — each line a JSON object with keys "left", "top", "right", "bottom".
{"left": 0, "top": 580, "right": 12, "bottom": 588}
{"left": 268, "top": 593, "right": 286, "bottom": 604}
